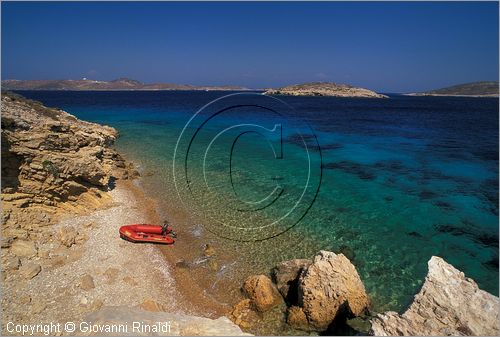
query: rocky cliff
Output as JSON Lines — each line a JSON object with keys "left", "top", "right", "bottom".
{"left": 370, "top": 256, "right": 499, "bottom": 336}
{"left": 264, "top": 82, "right": 388, "bottom": 98}
{"left": 1, "top": 91, "right": 137, "bottom": 248}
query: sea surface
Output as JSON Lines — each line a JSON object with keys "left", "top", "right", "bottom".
{"left": 17, "top": 90, "right": 499, "bottom": 312}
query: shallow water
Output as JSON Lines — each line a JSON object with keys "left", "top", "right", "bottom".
{"left": 18, "top": 90, "right": 499, "bottom": 312}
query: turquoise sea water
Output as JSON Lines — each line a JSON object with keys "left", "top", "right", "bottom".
{"left": 17, "top": 90, "right": 499, "bottom": 312}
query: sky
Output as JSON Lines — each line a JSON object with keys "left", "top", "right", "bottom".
{"left": 1, "top": 1, "right": 498, "bottom": 92}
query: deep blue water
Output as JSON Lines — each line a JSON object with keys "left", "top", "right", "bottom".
{"left": 16, "top": 90, "right": 499, "bottom": 311}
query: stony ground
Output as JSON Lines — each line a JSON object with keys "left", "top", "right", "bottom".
{"left": 1, "top": 182, "right": 190, "bottom": 335}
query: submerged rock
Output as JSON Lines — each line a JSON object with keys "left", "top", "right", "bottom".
{"left": 203, "top": 243, "right": 216, "bottom": 257}
{"left": 85, "top": 306, "right": 251, "bottom": 335}
{"left": 370, "top": 256, "right": 500, "bottom": 336}
{"left": 291, "top": 251, "right": 369, "bottom": 331}
{"left": 229, "top": 299, "right": 261, "bottom": 329}
{"left": 242, "top": 275, "right": 282, "bottom": 312}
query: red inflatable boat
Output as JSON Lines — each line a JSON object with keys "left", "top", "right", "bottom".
{"left": 119, "top": 224, "right": 176, "bottom": 245}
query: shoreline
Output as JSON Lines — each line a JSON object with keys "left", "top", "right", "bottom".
{"left": 120, "top": 177, "right": 231, "bottom": 318}
{"left": 2, "top": 180, "right": 178, "bottom": 330}
{"left": 0, "top": 92, "right": 245, "bottom": 335}
{"left": 3, "top": 91, "right": 498, "bottom": 335}
{"left": 1, "top": 178, "right": 248, "bottom": 335}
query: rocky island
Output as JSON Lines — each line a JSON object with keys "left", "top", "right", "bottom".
{"left": 406, "top": 81, "right": 499, "bottom": 97}
{"left": 264, "top": 82, "right": 388, "bottom": 98}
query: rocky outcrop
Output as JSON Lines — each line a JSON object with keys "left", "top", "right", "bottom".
{"left": 272, "top": 258, "right": 311, "bottom": 303}
{"left": 370, "top": 256, "right": 499, "bottom": 336}
{"left": 1, "top": 92, "right": 138, "bottom": 244}
{"left": 2, "top": 92, "right": 129, "bottom": 200}
{"left": 1, "top": 91, "right": 142, "bottom": 306}
{"left": 264, "top": 82, "right": 388, "bottom": 98}
{"left": 242, "top": 275, "right": 282, "bottom": 312}
{"left": 85, "top": 306, "right": 251, "bottom": 336}
{"left": 289, "top": 251, "right": 369, "bottom": 331}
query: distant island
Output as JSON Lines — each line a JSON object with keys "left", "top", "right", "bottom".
{"left": 0, "top": 78, "right": 249, "bottom": 91}
{"left": 406, "top": 81, "right": 499, "bottom": 97}
{"left": 264, "top": 82, "right": 388, "bottom": 98}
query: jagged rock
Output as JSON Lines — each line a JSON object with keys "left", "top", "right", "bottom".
{"left": 370, "top": 256, "right": 499, "bottom": 336}
{"left": 272, "top": 258, "right": 311, "bottom": 303}
{"left": 85, "top": 306, "right": 251, "bottom": 336}
{"left": 58, "top": 226, "right": 78, "bottom": 247}
{"left": 19, "top": 262, "right": 41, "bottom": 279}
{"left": 242, "top": 275, "right": 282, "bottom": 312}
{"left": 80, "top": 274, "right": 95, "bottom": 291}
{"left": 1, "top": 92, "right": 128, "bottom": 234}
{"left": 291, "top": 251, "right": 369, "bottom": 331}
{"left": 10, "top": 240, "right": 37, "bottom": 258}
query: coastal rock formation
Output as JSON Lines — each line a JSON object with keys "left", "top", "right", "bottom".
{"left": 272, "top": 258, "right": 311, "bottom": 303}
{"left": 370, "top": 256, "right": 500, "bottom": 336}
{"left": 289, "top": 251, "right": 369, "bottom": 331}
{"left": 85, "top": 306, "right": 251, "bottom": 336}
{"left": 264, "top": 82, "right": 388, "bottom": 98}
{"left": 242, "top": 275, "right": 282, "bottom": 312}
{"left": 1, "top": 92, "right": 136, "bottom": 242}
